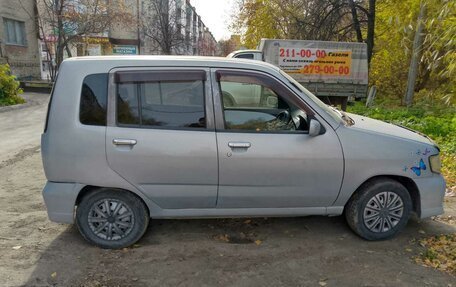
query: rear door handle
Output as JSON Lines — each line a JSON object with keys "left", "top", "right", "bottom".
{"left": 113, "top": 139, "right": 137, "bottom": 146}
{"left": 228, "top": 142, "right": 251, "bottom": 149}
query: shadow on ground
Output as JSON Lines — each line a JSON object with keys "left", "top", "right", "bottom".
{"left": 23, "top": 215, "right": 455, "bottom": 286}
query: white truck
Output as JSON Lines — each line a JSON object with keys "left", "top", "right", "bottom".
{"left": 227, "top": 39, "right": 369, "bottom": 110}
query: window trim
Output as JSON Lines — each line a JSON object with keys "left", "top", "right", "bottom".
{"left": 214, "top": 69, "right": 315, "bottom": 134}
{"left": 114, "top": 75, "right": 210, "bottom": 131}
{"left": 3, "top": 17, "right": 27, "bottom": 46}
{"left": 114, "top": 70, "right": 206, "bottom": 83}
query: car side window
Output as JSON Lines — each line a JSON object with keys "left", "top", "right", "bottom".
{"left": 80, "top": 73, "right": 108, "bottom": 126}
{"left": 117, "top": 83, "right": 140, "bottom": 125}
{"left": 116, "top": 72, "right": 206, "bottom": 129}
{"left": 219, "top": 73, "right": 308, "bottom": 132}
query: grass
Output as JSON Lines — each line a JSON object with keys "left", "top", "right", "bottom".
{"left": 347, "top": 100, "right": 456, "bottom": 187}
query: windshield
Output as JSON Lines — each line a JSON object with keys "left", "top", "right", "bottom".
{"left": 279, "top": 70, "right": 345, "bottom": 124}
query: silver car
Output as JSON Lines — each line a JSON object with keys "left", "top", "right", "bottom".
{"left": 41, "top": 56, "right": 445, "bottom": 248}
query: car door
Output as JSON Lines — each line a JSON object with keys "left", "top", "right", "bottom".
{"left": 106, "top": 68, "right": 218, "bottom": 209}
{"left": 211, "top": 68, "right": 344, "bottom": 208}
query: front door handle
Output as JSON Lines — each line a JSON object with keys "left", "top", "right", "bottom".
{"left": 113, "top": 139, "right": 137, "bottom": 146}
{"left": 228, "top": 142, "right": 251, "bottom": 149}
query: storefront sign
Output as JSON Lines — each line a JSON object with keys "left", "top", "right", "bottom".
{"left": 113, "top": 45, "right": 137, "bottom": 55}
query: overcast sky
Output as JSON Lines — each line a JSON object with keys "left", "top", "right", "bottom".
{"left": 190, "top": 0, "right": 237, "bottom": 41}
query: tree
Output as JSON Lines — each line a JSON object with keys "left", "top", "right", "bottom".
{"left": 141, "top": 0, "right": 185, "bottom": 55}
{"left": 370, "top": 0, "right": 455, "bottom": 105}
{"left": 231, "top": 0, "right": 377, "bottom": 63}
{"left": 29, "top": 0, "right": 133, "bottom": 80}
{"left": 217, "top": 35, "right": 241, "bottom": 56}
{"left": 404, "top": 1, "right": 426, "bottom": 106}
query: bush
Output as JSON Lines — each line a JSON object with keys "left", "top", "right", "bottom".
{"left": 0, "top": 64, "right": 24, "bottom": 106}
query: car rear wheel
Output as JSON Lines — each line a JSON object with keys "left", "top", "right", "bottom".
{"left": 76, "top": 188, "right": 149, "bottom": 249}
{"left": 345, "top": 178, "right": 412, "bottom": 240}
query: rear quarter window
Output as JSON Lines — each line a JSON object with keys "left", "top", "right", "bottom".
{"left": 80, "top": 74, "right": 108, "bottom": 126}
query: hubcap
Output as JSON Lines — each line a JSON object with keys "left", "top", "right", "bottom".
{"left": 363, "top": 191, "right": 404, "bottom": 233}
{"left": 87, "top": 199, "right": 134, "bottom": 240}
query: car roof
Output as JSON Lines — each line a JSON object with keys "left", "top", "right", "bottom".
{"left": 63, "top": 55, "right": 280, "bottom": 73}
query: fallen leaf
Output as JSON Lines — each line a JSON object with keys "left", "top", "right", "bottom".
{"left": 51, "top": 272, "right": 57, "bottom": 278}
{"left": 254, "top": 240, "right": 262, "bottom": 246}
{"left": 12, "top": 245, "right": 22, "bottom": 250}
{"left": 214, "top": 234, "right": 230, "bottom": 242}
{"left": 319, "top": 281, "right": 327, "bottom": 286}
{"left": 406, "top": 248, "right": 413, "bottom": 252}
{"left": 418, "top": 230, "right": 426, "bottom": 234}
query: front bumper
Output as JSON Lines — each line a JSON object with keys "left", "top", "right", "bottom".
{"left": 414, "top": 174, "right": 446, "bottom": 219}
{"left": 42, "top": 181, "right": 82, "bottom": 224}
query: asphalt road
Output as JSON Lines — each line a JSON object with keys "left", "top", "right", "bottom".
{"left": 0, "top": 94, "right": 455, "bottom": 286}
{"left": 0, "top": 93, "right": 49, "bottom": 167}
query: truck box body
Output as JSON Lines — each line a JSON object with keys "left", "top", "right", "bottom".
{"left": 259, "top": 39, "right": 369, "bottom": 100}
{"left": 228, "top": 39, "right": 369, "bottom": 108}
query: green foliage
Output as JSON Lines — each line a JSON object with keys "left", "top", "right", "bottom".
{"left": 0, "top": 64, "right": 24, "bottom": 106}
{"left": 231, "top": 0, "right": 283, "bottom": 49}
{"left": 348, "top": 101, "right": 456, "bottom": 186}
{"left": 371, "top": 0, "right": 455, "bottom": 105}
{"left": 230, "top": 0, "right": 365, "bottom": 48}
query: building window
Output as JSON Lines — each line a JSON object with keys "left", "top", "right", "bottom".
{"left": 3, "top": 18, "right": 27, "bottom": 46}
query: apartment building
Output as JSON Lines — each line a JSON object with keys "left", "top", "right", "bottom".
{"left": 39, "top": 0, "right": 216, "bottom": 57}
{"left": 139, "top": 0, "right": 217, "bottom": 56}
{"left": 0, "top": 0, "right": 41, "bottom": 80}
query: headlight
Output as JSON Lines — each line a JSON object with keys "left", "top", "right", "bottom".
{"left": 429, "top": 154, "right": 441, "bottom": 174}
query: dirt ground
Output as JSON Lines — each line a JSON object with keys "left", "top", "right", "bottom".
{"left": 0, "top": 94, "right": 455, "bottom": 287}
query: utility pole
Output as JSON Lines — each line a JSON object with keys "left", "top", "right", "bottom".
{"left": 404, "top": 1, "right": 426, "bottom": 107}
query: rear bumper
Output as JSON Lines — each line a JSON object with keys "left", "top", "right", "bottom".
{"left": 415, "top": 174, "right": 446, "bottom": 219}
{"left": 42, "top": 181, "right": 82, "bottom": 224}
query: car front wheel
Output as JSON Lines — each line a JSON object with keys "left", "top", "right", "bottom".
{"left": 76, "top": 188, "right": 149, "bottom": 249}
{"left": 345, "top": 178, "right": 412, "bottom": 240}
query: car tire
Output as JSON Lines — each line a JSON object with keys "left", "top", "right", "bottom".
{"left": 345, "top": 178, "right": 412, "bottom": 240}
{"left": 76, "top": 188, "right": 149, "bottom": 249}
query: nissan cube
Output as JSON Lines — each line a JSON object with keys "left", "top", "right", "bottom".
{"left": 41, "top": 56, "right": 445, "bottom": 249}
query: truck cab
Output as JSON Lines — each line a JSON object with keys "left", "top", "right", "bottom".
{"left": 227, "top": 50, "right": 263, "bottom": 61}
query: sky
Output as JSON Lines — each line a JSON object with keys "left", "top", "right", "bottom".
{"left": 190, "top": 0, "right": 237, "bottom": 41}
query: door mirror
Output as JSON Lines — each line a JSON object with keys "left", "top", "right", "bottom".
{"left": 309, "top": 119, "right": 321, "bottom": 137}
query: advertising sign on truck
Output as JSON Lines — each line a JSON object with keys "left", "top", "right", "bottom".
{"left": 227, "top": 39, "right": 369, "bottom": 110}
{"left": 261, "top": 40, "right": 368, "bottom": 85}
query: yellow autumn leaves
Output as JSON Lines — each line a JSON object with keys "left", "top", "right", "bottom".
{"left": 415, "top": 234, "right": 456, "bottom": 275}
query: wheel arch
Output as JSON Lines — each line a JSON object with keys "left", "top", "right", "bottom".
{"left": 75, "top": 185, "right": 151, "bottom": 217}
{"left": 345, "top": 175, "right": 421, "bottom": 217}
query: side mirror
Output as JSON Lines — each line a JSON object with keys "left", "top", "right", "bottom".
{"left": 309, "top": 119, "right": 322, "bottom": 137}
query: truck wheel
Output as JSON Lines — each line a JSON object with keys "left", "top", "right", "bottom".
{"left": 345, "top": 178, "right": 412, "bottom": 240}
{"left": 76, "top": 188, "right": 149, "bottom": 249}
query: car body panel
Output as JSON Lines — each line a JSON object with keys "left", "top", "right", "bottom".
{"left": 40, "top": 56, "right": 445, "bottom": 224}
